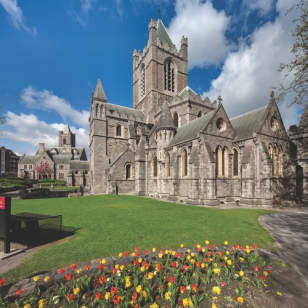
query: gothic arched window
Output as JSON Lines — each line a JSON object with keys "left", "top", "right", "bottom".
{"left": 233, "top": 149, "right": 239, "bottom": 177}
{"left": 164, "top": 59, "right": 175, "bottom": 92}
{"left": 182, "top": 149, "right": 188, "bottom": 177}
{"left": 116, "top": 125, "right": 122, "bottom": 137}
{"left": 95, "top": 104, "right": 99, "bottom": 117}
{"left": 173, "top": 112, "right": 179, "bottom": 128}
{"left": 140, "top": 64, "right": 146, "bottom": 97}
{"left": 126, "top": 164, "right": 131, "bottom": 179}
{"left": 222, "top": 147, "right": 229, "bottom": 177}
{"left": 216, "top": 146, "right": 223, "bottom": 177}
{"left": 165, "top": 152, "right": 170, "bottom": 177}
{"left": 153, "top": 155, "right": 158, "bottom": 177}
{"left": 63, "top": 137, "right": 66, "bottom": 145}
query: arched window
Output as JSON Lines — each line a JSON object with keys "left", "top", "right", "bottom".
{"left": 173, "top": 112, "right": 179, "bottom": 128}
{"left": 153, "top": 155, "right": 158, "bottom": 177}
{"left": 126, "top": 164, "right": 131, "bottom": 179}
{"left": 216, "top": 146, "right": 223, "bottom": 177}
{"left": 222, "top": 147, "right": 229, "bottom": 177}
{"left": 233, "top": 149, "right": 239, "bottom": 176}
{"left": 116, "top": 125, "right": 122, "bottom": 137}
{"left": 181, "top": 149, "right": 188, "bottom": 177}
{"left": 95, "top": 104, "right": 99, "bottom": 117}
{"left": 278, "top": 145, "right": 283, "bottom": 176}
{"left": 165, "top": 152, "right": 170, "bottom": 177}
{"left": 63, "top": 137, "right": 66, "bottom": 145}
{"left": 140, "top": 64, "right": 146, "bottom": 97}
{"left": 100, "top": 105, "right": 104, "bottom": 118}
{"left": 164, "top": 59, "right": 175, "bottom": 92}
{"left": 197, "top": 111, "right": 202, "bottom": 118}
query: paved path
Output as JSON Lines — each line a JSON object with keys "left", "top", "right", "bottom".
{"left": 260, "top": 209, "right": 308, "bottom": 289}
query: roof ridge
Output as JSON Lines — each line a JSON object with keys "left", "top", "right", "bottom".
{"left": 106, "top": 102, "right": 144, "bottom": 113}
{"left": 178, "top": 86, "right": 198, "bottom": 96}
{"left": 230, "top": 105, "right": 267, "bottom": 121}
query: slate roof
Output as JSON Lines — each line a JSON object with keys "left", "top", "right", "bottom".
{"left": 106, "top": 103, "right": 145, "bottom": 122}
{"left": 230, "top": 106, "right": 267, "bottom": 141}
{"left": 70, "top": 160, "right": 89, "bottom": 170}
{"left": 156, "top": 104, "right": 176, "bottom": 130}
{"left": 168, "top": 109, "right": 217, "bottom": 147}
{"left": 52, "top": 155, "right": 72, "bottom": 164}
{"left": 157, "top": 19, "right": 174, "bottom": 48}
{"left": 19, "top": 155, "right": 37, "bottom": 164}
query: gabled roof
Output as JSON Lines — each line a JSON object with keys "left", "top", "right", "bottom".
{"left": 106, "top": 103, "right": 145, "bottom": 122}
{"left": 157, "top": 19, "right": 174, "bottom": 48}
{"left": 156, "top": 103, "right": 176, "bottom": 130}
{"left": 178, "top": 86, "right": 198, "bottom": 97}
{"left": 168, "top": 109, "right": 217, "bottom": 147}
{"left": 230, "top": 106, "right": 267, "bottom": 141}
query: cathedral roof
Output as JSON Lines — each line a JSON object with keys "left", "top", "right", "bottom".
{"left": 230, "top": 106, "right": 267, "bottom": 141}
{"left": 93, "top": 78, "right": 107, "bottom": 101}
{"left": 105, "top": 103, "right": 145, "bottom": 122}
{"left": 52, "top": 155, "right": 72, "bottom": 164}
{"left": 168, "top": 109, "right": 217, "bottom": 147}
{"left": 70, "top": 160, "right": 89, "bottom": 170}
{"left": 19, "top": 155, "right": 38, "bottom": 164}
{"left": 299, "top": 104, "right": 308, "bottom": 129}
{"left": 157, "top": 19, "right": 174, "bottom": 48}
{"left": 156, "top": 103, "right": 176, "bottom": 130}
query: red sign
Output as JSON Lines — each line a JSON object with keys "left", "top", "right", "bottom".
{"left": 0, "top": 197, "right": 5, "bottom": 210}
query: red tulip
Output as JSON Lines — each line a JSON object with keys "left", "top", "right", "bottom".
{"left": 67, "top": 293, "right": 74, "bottom": 301}
{"left": 0, "top": 278, "right": 5, "bottom": 286}
{"left": 96, "top": 292, "right": 102, "bottom": 300}
{"left": 65, "top": 273, "right": 72, "bottom": 281}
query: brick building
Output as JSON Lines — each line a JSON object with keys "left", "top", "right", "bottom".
{"left": 0, "top": 147, "right": 19, "bottom": 177}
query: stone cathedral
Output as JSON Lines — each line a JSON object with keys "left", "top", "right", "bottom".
{"left": 89, "top": 18, "right": 308, "bottom": 206}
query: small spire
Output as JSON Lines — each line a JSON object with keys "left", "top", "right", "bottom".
{"left": 270, "top": 90, "right": 275, "bottom": 99}
{"left": 93, "top": 78, "right": 107, "bottom": 101}
{"left": 218, "top": 96, "right": 223, "bottom": 105}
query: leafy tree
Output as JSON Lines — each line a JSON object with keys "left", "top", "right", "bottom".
{"left": 279, "top": 0, "right": 308, "bottom": 105}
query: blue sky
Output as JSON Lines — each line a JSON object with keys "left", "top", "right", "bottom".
{"left": 0, "top": 0, "right": 303, "bottom": 155}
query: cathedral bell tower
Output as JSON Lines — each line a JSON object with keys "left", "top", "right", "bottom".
{"left": 133, "top": 18, "right": 188, "bottom": 123}
{"left": 59, "top": 124, "right": 75, "bottom": 148}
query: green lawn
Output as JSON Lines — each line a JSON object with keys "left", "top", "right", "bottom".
{"left": 4, "top": 195, "right": 274, "bottom": 284}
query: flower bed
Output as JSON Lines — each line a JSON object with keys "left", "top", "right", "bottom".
{"left": 0, "top": 241, "right": 282, "bottom": 307}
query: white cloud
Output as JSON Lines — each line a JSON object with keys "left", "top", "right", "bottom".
{"left": 21, "top": 86, "right": 89, "bottom": 128}
{"left": 71, "top": 0, "right": 94, "bottom": 26}
{"left": 167, "top": 0, "right": 231, "bottom": 69}
{"left": 203, "top": 0, "right": 301, "bottom": 129}
{"left": 244, "top": 0, "right": 275, "bottom": 15}
{"left": 0, "top": 0, "right": 37, "bottom": 36}
{"left": 1, "top": 112, "right": 89, "bottom": 155}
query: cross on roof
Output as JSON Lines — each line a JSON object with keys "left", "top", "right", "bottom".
{"left": 218, "top": 96, "right": 223, "bottom": 104}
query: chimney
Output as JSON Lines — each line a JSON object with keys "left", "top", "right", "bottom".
{"left": 39, "top": 143, "right": 45, "bottom": 153}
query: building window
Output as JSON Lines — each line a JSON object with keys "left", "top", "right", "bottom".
{"left": 63, "top": 137, "right": 66, "bottom": 145}
{"left": 173, "top": 112, "right": 179, "bottom": 128}
{"left": 181, "top": 149, "right": 188, "bottom": 177}
{"left": 95, "top": 104, "right": 99, "bottom": 117}
{"left": 140, "top": 64, "right": 146, "bottom": 97}
{"left": 269, "top": 144, "right": 283, "bottom": 176}
{"left": 24, "top": 165, "right": 27, "bottom": 170}
{"left": 116, "top": 125, "right": 122, "bottom": 137}
{"left": 153, "top": 155, "right": 158, "bottom": 177}
{"left": 222, "top": 147, "right": 229, "bottom": 177}
{"left": 164, "top": 59, "right": 175, "bottom": 92}
{"left": 233, "top": 149, "right": 239, "bottom": 177}
{"left": 59, "top": 173, "right": 64, "bottom": 179}
{"left": 126, "top": 164, "right": 134, "bottom": 179}
{"left": 60, "top": 165, "right": 64, "bottom": 170}
{"left": 197, "top": 111, "right": 202, "bottom": 118}
{"left": 165, "top": 152, "right": 170, "bottom": 177}
{"left": 29, "top": 165, "right": 32, "bottom": 170}
{"left": 216, "top": 146, "right": 222, "bottom": 177}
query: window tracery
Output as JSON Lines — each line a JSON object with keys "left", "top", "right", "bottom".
{"left": 164, "top": 59, "right": 175, "bottom": 92}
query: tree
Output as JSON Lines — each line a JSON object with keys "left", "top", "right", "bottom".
{"left": 35, "top": 161, "right": 53, "bottom": 179}
{"left": 279, "top": 0, "right": 308, "bottom": 105}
